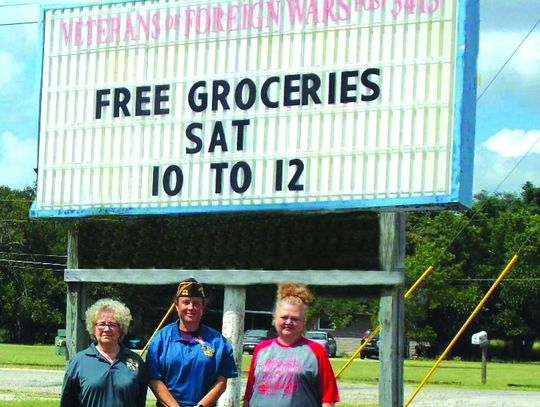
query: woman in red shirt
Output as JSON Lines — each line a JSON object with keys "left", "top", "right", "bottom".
{"left": 243, "top": 283, "right": 339, "bottom": 407}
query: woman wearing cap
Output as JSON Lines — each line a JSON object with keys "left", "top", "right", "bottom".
{"left": 60, "top": 298, "right": 148, "bottom": 407}
{"left": 243, "top": 283, "right": 339, "bottom": 407}
{"left": 147, "top": 278, "right": 238, "bottom": 407}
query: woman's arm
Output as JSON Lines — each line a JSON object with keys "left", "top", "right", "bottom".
{"left": 322, "top": 403, "right": 335, "bottom": 407}
{"left": 148, "top": 380, "right": 180, "bottom": 407}
{"left": 59, "top": 359, "right": 80, "bottom": 407}
{"left": 197, "top": 375, "right": 227, "bottom": 407}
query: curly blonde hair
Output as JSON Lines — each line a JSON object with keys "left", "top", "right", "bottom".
{"left": 85, "top": 298, "right": 132, "bottom": 342}
{"left": 273, "top": 283, "right": 313, "bottom": 320}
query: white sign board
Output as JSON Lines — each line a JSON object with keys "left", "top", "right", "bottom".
{"left": 32, "top": 0, "right": 479, "bottom": 217}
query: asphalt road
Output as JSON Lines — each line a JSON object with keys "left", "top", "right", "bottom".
{"left": 1, "top": 367, "right": 540, "bottom": 406}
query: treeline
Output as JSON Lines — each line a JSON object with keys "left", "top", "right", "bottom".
{"left": 0, "top": 183, "right": 538, "bottom": 359}
{"left": 405, "top": 182, "right": 540, "bottom": 359}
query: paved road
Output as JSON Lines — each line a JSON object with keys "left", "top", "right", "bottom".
{"left": 1, "top": 367, "right": 540, "bottom": 406}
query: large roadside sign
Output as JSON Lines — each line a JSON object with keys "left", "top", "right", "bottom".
{"left": 31, "top": 0, "right": 479, "bottom": 217}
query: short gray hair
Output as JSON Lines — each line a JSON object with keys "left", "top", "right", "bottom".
{"left": 85, "top": 298, "right": 132, "bottom": 341}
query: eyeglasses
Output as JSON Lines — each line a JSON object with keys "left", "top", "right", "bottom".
{"left": 95, "top": 322, "right": 120, "bottom": 330}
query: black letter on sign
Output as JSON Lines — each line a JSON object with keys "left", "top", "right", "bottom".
{"left": 275, "top": 159, "right": 284, "bottom": 191}
{"left": 163, "top": 165, "right": 183, "bottom": 196}
{"left": 284, "top": 74, "right": 301, "bottom": 106}
{"left": 210, "top": 162, "right": 228, "bottom": 194}
{"left": 361, "top": 68, "right": 381, "bottom": 101}
{"left": 231, "top": 161, "right": 252, "bottom": 193}
{"left": 114, "top": 87, "right": 131, "bottom": 117}
{"left": 232, "top": 119, "right": 250, "bottom": 151}
{"left": 152, "top": 166, "right": 160, "bottom": 196}
{"left": 186, "top": 123, "right": 203, "bottom": 154}
{"left": 288, "top": 159, "right": 304, "bottom": 191}
{"left": 340, "top": 70, "right": 359, "bottom": 103}
{"left": 209, "top": 121, "right": 228, "bottom": 153}
{"left": 135, "top": 86, "right": 151, "bottom": 116}
{"left": 301, "top": 73, "right": 322, "bottom": 106}
{"left": 235, "top": 79, "right": 256, "bottom": 110}
{"left": 154, "top": 84, "right": 170, "bottom": 115}
{"left": 95, "top": 89, "right": 111, "bottom": 119}
{"left": 261, "top": 76, "right": 280, "bottom": 108}
{"left": 188, "top": 81, "right": 208, "bottom": 112}
{"left": 212, "top": 80, "right": 231, "bottom": 111}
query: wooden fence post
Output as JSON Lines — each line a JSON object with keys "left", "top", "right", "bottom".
{"left": 218, "top": 286, "right": 246, "bottom": 407}
{"left": 66, "top": 224, "right": 89, "bottom": 359}
{"left": 379, "top": 212, "right": 405, "bottom": 406}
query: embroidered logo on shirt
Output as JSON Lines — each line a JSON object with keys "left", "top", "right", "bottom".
{"left": 199, "top": 340, "right": 215, "bottom": 357}
{"left": 126, "top": 358, "right": 139, "bottom": 371}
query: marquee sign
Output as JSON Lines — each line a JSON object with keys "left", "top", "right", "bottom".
{"left": 31, "top": 0, "right": 479, "bottom": 217}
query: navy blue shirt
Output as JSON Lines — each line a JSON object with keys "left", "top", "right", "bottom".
{"left": 147, "top": 321, "right": 238, "bottom": 406}
{"left": 60, "top": 343, "right": 148, "bottom": 407}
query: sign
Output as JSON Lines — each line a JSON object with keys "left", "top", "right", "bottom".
{"left": 31, "top": 0, "right": 479, "bottom": 217}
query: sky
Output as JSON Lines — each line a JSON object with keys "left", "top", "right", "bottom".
{"left": 0, "top": 0, "right": 538, "bottom": 197}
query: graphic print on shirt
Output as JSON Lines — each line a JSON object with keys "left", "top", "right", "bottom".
{"left": 257, "top": 356, "right": 302, "bottom": 396}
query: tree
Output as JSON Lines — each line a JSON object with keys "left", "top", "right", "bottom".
{"left": 0, "top": 186, "right": 66, "bottom": 343}
{"left": 405, "top": 183, "right": 540, "bottom": 358}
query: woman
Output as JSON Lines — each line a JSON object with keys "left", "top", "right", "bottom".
{"left": 147, "top": 278, "right": 238, "bottom": 407}
{"left": 60, "top": 298, "right": 148, "bottom": 407}
{"left": 243, "top": 283, "right": 339, "bottom": 407}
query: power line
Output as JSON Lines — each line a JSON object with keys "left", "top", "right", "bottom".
{"left": 0, "top": 258, "right": 66, "bottom": 268}
{"left": 0, "top": 250, "right": 67, "bottom": 259}
{"left": 450, "top": 279, "right": 540, "bottom": 282}
{"left": 477, "top": 15, "right": 540, "bottom": 102}
{"left": 0, "top": 2, "right": 37, "bottom": 7}
{"left": 0, "top": 198, "right": 34, "bottom": 202}
{"left": 0, "top": 21, "right": 37, "bottom": 27}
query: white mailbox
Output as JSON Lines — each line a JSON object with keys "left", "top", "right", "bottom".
{"left": 472, "top": 331, "right": 488, "bottom": 345}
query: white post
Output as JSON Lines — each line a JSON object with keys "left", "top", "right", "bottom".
{"left": 218, "top": 286, "right": 246, "bottom": 407}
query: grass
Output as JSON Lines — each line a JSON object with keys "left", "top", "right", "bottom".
{"left": 1, "top": 344, "right": 540, "bottom": 390}
{"left": 1, "top": 344, "right": 539, "bottom": 406}
{"left": 330, "top": 357, "right": 540, "bottom": 390}
{"left": 0, "top": 344, "right": 66, "bottom": 369}
{"left": 242, "top": 355, "right": 540, "bottom": 391}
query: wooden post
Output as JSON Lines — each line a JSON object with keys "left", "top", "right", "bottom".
{"left": 66, "top": 224, "right": 89, "bottom": 360}
{"left": 378, "top": 212, "right": 405, "bottom": 407}
{"left": 218, "top": 286, "right": 246, "bottom": 407}
{"left": 481, "top": 344, "right": 488, "bottom": 384}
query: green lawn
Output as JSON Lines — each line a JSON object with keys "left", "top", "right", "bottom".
{"left": 0, "top": 344, "right": 66, "bottom": 369}
{"left": 332, "top": 358, "right": 540, "bottom": 390}
{"left": 1, "top": 344, "right": 539, "bottom": 405}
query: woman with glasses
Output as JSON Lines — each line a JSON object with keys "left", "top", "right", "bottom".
{"left": 243, "top": 283, "right": 340, "bottom": 407}
{"left": 60, "top": 298, "right": 148, "bottom": 407}
{"left": 147, "top": 278, "right": 238, "bottom": 407}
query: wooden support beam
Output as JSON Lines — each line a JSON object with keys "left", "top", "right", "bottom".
{"left": 378, "top": 212, "right": 405, "bottom": 407}
{"left": 66, "top": 225, "right": 89, "bottom": 360}
{"left": 218, "top": 286, "right": 246, "bottom": 407}
{"left": 64, "top": 269, "right": 404, "bottom": 286}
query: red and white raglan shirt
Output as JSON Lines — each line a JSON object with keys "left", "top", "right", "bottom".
{"left": 244, "top": 337, "right": 340, "bottom": 407}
